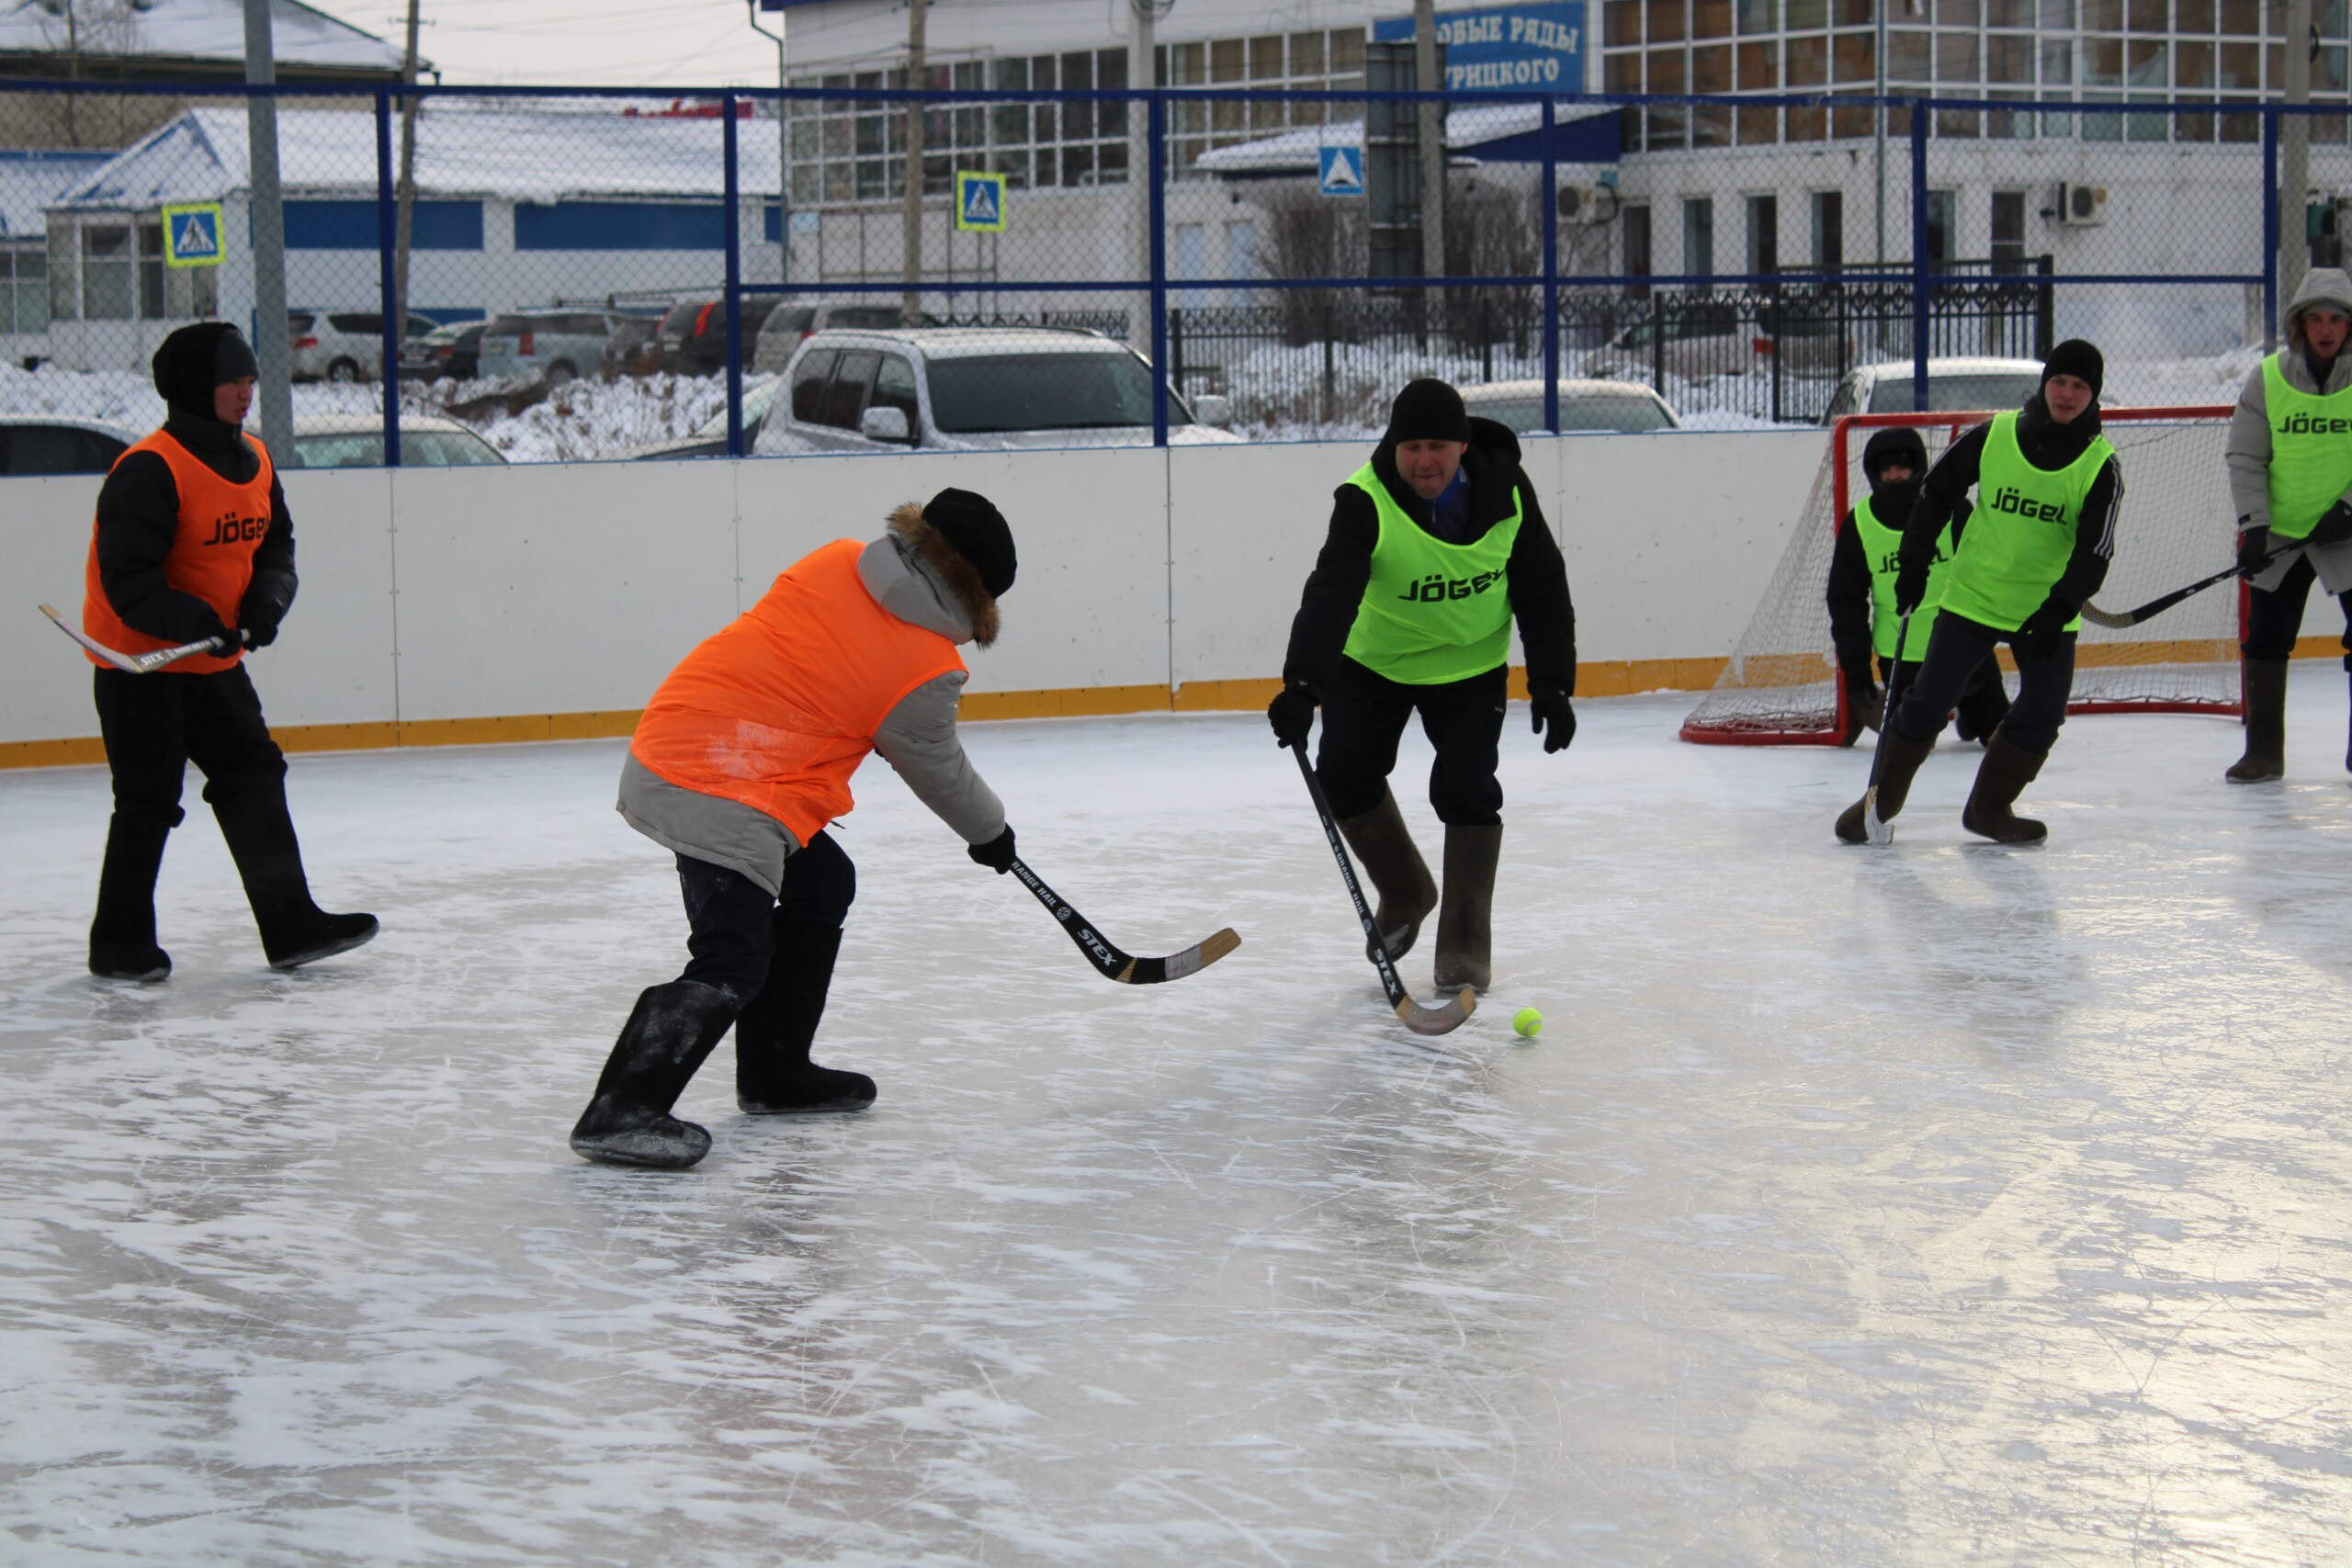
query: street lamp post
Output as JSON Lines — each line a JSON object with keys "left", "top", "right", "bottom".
{"left": 747, "top": 0, "right": 790, "bottom": 287}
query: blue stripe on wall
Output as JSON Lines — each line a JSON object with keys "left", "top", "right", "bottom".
{"left": 515, "top": 201, "right": 724, "bottom": 252}
{"left": 285, "top": 200, "right": 484, "bottom": 251}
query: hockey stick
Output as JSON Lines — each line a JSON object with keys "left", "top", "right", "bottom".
{"left": 1007, "top": 856, "right": 1239, "bottom": 985}
{"left": 2078, "top": 548, "right": 2288, "bottom": 629}
{"left": 39, "top": 603, "right": 233, "bottom": 673}
{"left": 1290, "top": 745, "right": 1476, "bottom": 1037}
{"left": 1860, "top": 609, "right": 1916, "bottom": 845}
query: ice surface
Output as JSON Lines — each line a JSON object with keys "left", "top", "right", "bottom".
{"left": 4, "top": 691, "right": 2351, "bottom": 1565}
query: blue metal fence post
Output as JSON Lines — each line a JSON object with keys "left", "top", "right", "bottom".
{"left": 722, "top": 94, "right": 745, "bottom": 457}
{"left": 373, "top": 88, "right": 401, "bottom": 467}
{"left": 1908, "top": 100, "right": 1929, "bottom": 413}
{"left": 1541, "top": 96, "right": 1559, "bottom": 434}
{"left": 2263, "top": 107, "right": 2281, "bottom": 351}
{"left": 1148, "top": 91, "right": 1170, "bottom": 447}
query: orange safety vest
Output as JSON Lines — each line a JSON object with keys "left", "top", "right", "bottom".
{"left": 82, "top": 429, "right": 276, "bottom": 675}
{"left": 629, "top": 538, "right": 967, "bottom": 844}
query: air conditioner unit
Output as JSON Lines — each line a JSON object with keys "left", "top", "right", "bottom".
{"left": 2056, "top": 182, "right": 2109, "bottom": 226}
{"left": 1556, "top": 184, "right": 1619, "bottom": 225}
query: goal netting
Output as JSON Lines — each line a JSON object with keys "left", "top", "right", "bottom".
{"left": 1680, "top": 406, "right": 2244, "bottom": 745}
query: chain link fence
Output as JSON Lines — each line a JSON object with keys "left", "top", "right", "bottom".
{"left": 0, "top": 79, "right": 2316, "bottom": 466}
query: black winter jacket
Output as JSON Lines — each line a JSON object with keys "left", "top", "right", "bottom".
{"left": 1900, "top": 395, "right": 2120, "bottom": 621}
{"left": 93, "top": 410, "right": 297, "bottom": 647}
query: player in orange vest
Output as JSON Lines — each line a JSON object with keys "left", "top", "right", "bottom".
{"left": 81, "top": 321, "right": 376, "bottom": 981}
{"left": 571, "top": 489, "right": 1020, "bottom": 1169}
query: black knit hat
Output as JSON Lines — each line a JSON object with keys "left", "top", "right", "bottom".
{"left": 1860, "top": 425, "right": 1927, "bottom": 486}
{"left": 924, "top": 487, "right": 1016, "bottom": 599}
{"left": 1385, "top": 378, "right": 1471, "bottom": 445}
{"left": 2041, "top": 338, "right": 2104, "bottom": 400}
{"left": 151, "top": 322, "right": 256, "bottom": 418}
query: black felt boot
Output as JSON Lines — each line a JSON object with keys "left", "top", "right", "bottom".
{"left": 1336, "top": 789, "right": 1439, "bottom": 961}
{"left": 735, "top": 922, "right": 876, "bottom": 1114}
{"left": 1835, "top": 728, "right": 1935, "bottom": 844}
{"left": 571, "top": 979, "right": 737, "bottom": 1168}
{"left": 2226, "top": 658, "right": 2288, "bottom": 783}
{"left": 89, "top": 813, "right": 174, "bottom": 982}
{"left": 212, "top": 784, "right": 377, "bottom": 969}
{"left": 1962, "top": 731, "right": 2051, "bottom": 844}
{"left": 1432, "top": 823, "right": 1502, "bottom": 994}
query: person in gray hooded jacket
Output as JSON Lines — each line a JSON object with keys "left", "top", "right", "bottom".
{"left": 571, "top": 490, "right": 1018, "bottom": 1169}
{"left": 2223, "top": 265, "right": 2352, "bottom": 780}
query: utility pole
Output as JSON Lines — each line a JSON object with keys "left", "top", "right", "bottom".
{"left": 242, "top": 0, "right": 293, "bottom": 446}
{"left": 901, "top": 0, "right": 927, "bottom": 320}
{"left": 1872, "top": 0, "right": 1887, "bottom": 266}
{"left": 392, "top": 0, "right": 421, "bottom": 333}
{"left": 1413, "top": 0, "right": 1447, "bottom": 325}
{"left": 2280, "top": 0, "right": 2313, "bottom": 323}
{"left": 747, "top": 0, "right": 789, "bottom": 286}
{"left": 1125, "top": 0, "right": 1157, "bottom": 352}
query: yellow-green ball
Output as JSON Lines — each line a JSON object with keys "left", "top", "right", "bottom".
{"left": 1512, "top": 1007, "right": 1543, "bottom": 1039}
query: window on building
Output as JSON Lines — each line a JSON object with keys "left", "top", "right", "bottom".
{"left": 1683, "top": 196, "right": 1715, "bottom": 276}
{"left": 81, "top": 225, "right": 132, "bottom": 321}
{"left": 1747, "top": 193, "right": 1779, "bottom": 275}
{"left": 1624, "top": 202, "right": 1654, "bottom": 292}
{"left": 1811, "top": 189, "right": 1843, "bottom": 269}
{"left": 1990, "top": 189, "right": 2027, "bottom": 273}
{"left": 1, "top": 248, "right": 49, "bottom": 334}
{"left": 1924, "top": 188, "right": 1957, "bottom": 270}
{"left": 137, "top": 221, "right": 164, "bottom": 320}
{"left": 47, "top": 226, "right": 74, "bottom": 322}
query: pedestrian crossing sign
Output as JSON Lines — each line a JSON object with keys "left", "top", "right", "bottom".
{"left": 161, "top": 202, "right": 224, "bottom": 268}
{"left": 1317, "top": 146, "right": 1363, "bottom": 197}
{"left": 956, "top": 171, "right": 1007, "bottom": 232}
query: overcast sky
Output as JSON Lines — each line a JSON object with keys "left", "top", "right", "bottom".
{"left": 321, "top": 0, "right": 804, "bottom": 88}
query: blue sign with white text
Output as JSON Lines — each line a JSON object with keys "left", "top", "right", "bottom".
{"left": 1372, "top": 1, "right": 1584, "bottom": 91}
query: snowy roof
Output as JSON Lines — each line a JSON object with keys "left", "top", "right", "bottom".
{"left": 0, "top": 148, "right": 110, "bottom": 236}
{"left": 0, "top": 0, "right": 409, "bottom": 73}
{"left": 1192, "top": 99, "right": 1614, "bottom": 175}
{"left": 51, "top": 103, "right": 785, "bottom": 210}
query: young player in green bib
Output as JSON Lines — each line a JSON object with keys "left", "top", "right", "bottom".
{"left": 1267, "top": 379, "right": 1577, "bottom": 993}
{"left": 2222, "top": 266, "right": 2352, "bottom": 780}
{"left": 1835, "top": 341, "right": 2121, "bottom": 845}
{"left": 1826, "top": 423, "right": 2010, "bottom": 747}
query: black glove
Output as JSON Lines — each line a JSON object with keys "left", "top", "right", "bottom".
{"left": 2009, "top": 597, "right": 2074, "bottom": 660}
{"left": 1893, "top": 555, "right": 1930, "bottom": 618}
{"left": 1266, "top": 682, "right": 1317, "bottom": 750}
{"left": 2237, "top": 523, "right": 2272, "bottom": 575}
{"left": 967, "top": 825, "right": 1016, "bottom": 874}
{"left": 2310, "top": 501, "right": 2352, "bottom": 547}
{"left": 237, "top": 588, "right": 287, "bottom": 649}
{"left": 1529, "top": 682, "right": 1577, "bottom": 754}
{"left": 1843, "top": 673, "right": 1884, "bottom": 742}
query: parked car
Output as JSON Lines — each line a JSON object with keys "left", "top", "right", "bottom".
{"left": 751, "top": 299, "right": 908, "bottom": 374}
{"left": 1817, "top": 357, "right": 2049, "bottom": 424}
{"left": 1581, "top": 300, "right": 1851, "bottom": 382}
{"left": 1459, "top": 378, "right": 1680, "bottom": 434}
{"left": 400, "top": 321, "right": 486, "bottom": 382}
{"left": 653, "top": 292, "right": 783, "bottom": 377}
{"left": 288, "top": 310, "right": 440, "bottom": 383}
{"left": 275, "top": 414, "right": 506, "bottom": 468}
{"left": 626, "top": 378, "right": 782, "bottom": 460}
{"left": 0, "top": 415, "right": 141, "bottom": 475}
{"left": 752, "top": 327, "right": 1238, "bottom": 458}
{"left": 478, "top": 308, "right": 656, "bottom": 386}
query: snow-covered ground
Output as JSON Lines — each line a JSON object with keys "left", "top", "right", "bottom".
{"left": 0, "top": 343, "right": 2262, "bottom": 462}
{"left": 5, "top": 690, "right": 2350, "bottom": 1564}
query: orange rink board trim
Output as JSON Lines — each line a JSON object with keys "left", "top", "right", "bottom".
{"left": 5, "top": 637, "right": 2342, "bottom": 770}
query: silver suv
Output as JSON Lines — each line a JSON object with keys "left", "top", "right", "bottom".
{"left": 753, "top": 327, "right": 1235, "bottom": 457}
{"left": 288, "top": 310, "right": 439, "bottom": 383}
{"left": 478, "top": 308, "right": 652, "bottom": 386}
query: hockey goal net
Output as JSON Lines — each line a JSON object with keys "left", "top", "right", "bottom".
{"left": 1679, "top": 405, "right": 2243, "bottom": 744}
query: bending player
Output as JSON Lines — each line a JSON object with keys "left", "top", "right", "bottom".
{"left": 1835, "top": 341, "right": 2121, "bottom": 845}
{"left": 571, "top": 490, "right": 1020, "bottom": 1170}
{"left": 1826, "top": 424, "right": 2011, "bottom": 747}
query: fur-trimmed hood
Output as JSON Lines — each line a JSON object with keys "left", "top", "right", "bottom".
{"left": 860, "top": 503, "right": 1002, "bottom": 648}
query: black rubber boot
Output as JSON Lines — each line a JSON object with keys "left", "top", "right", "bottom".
{"left": 1962, "top": 730, "right": 2052, "bottom": 844}
{"left": 735, "top": 922, "right": 876, "bottom": 1114}
{"left": 571, "top": 979, "right": 737, "bottom": 1169}
{"left": 2226, "top": 658, "right": 2288, "bottom": 783}
{"left": 89, "top": 813, "right": 174, "bottom": 982}
{"left": 1432, "top": 823, "right": 1502, "bottom": 994}
{"left": 212, "top": 784, "right": 378, "bottom": 970}
{"left": 1835, "top": 728, "right": 1935, "bottom": 843}
{"left": 1336, "top": 789, "right": 1438, "bottom": 962}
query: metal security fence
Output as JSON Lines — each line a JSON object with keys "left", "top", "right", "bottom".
{"left": 0, "top": 77, "right": 2316, "bottom": 466}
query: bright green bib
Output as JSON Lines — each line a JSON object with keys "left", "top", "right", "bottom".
{"left": 1851, "top": 494, "right": 1956, "bottom": 661}
{"left": 1939, "top": 412, "right": 2112, "bottom": 633}
{"left": 1340, "top": 461, "right": 1522, "bottom": 684}
{"left": 2262, "top": 353, "right": 2352, "bottom": 540}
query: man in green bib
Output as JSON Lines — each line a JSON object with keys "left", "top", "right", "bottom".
{"left": 2222, "top": 265, "right": 2352, "bottom": 781}
{"left": 1834, "top": 340, "right": 2121, "bottom": 845}
{"left": 1268, "top": 378, "right": 1577, "bottom": 992}
{"left": 1826, "top": 423, "right": 2010, "bottom": 746}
